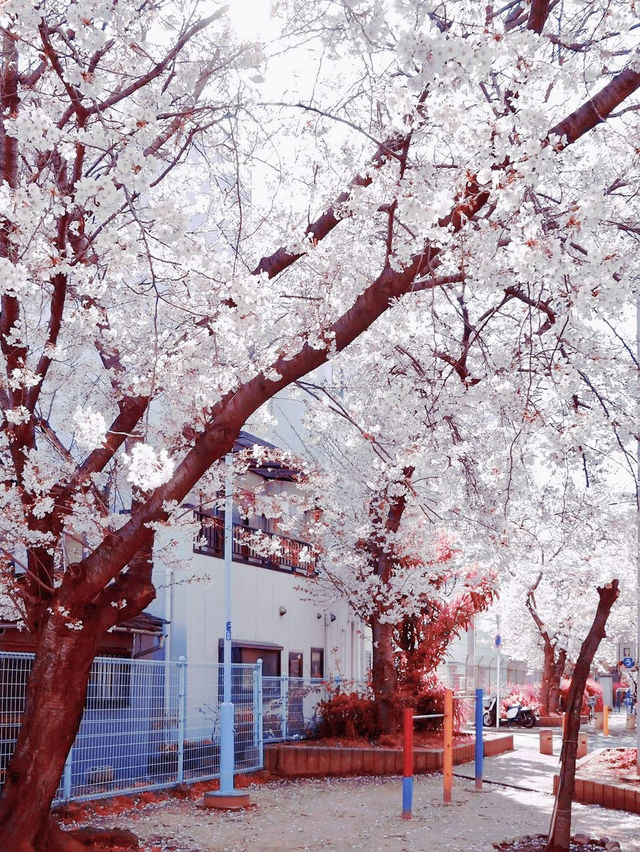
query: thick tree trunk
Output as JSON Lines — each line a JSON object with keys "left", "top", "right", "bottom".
{"left": 547, "top": 580, "right": 619, "bottom": 852}
{"left": 0, "top": 623, "right": 103, "bottom": 852}
{"left": 540, "top": 643, "right": 554, "bottom": 715}
{"left": 371, "top": 616, "right": 398, "bottom": 735}
{"left": 0, "top": 537, "right": 154, "bottom": 852}
{"left": 549, "top": 649, "right": 567, "bottom": 715}
{"left": 540, "top": 643, "right": 566, "bottom": 715}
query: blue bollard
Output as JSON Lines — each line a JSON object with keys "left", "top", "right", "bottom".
{"left": 475, "top": 688, "right": 483, "bottom": 790}
{"left": 402, "top": 775, "right": 413, "bottom": 818}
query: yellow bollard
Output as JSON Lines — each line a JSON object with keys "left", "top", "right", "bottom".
{"left": 603, "top": 704, "right": 609, "bottom": 736}
{"left": 443, "top": 689, "right": 453, "bottom": 804}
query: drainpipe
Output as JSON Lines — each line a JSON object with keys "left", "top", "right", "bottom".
{"left": 165, "top": 566, "right": 173, "bottom": 662}
{"left": 164, "top": 566, "right": 173, "bottom": 716}
{"left": 636, "top": 297, "right": 640, "bottom": 770}
{"left": 324, "top": 613, "right": 331, "bottom": 678}
{"left": 350, "top": 620, "right": 356, "bottom": 681}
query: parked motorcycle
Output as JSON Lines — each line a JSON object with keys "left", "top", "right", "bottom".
{"left": 482, "top": 697, "right": 536, "bottom": 728}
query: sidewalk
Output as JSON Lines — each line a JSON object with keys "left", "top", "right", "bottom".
{"left": 457, "top": 711, "right": 637, "bottom": 794}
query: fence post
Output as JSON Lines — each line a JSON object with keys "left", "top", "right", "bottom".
{"left": 281, "top": 675, "right": 289, "bottom": 741}
{"left": 62, "top": 745, "right": 73, "bottom": 801}
{"left": 177, "top": 656, "right": 187, "bottom": 784}
{"left": 475, "top": 688, "right": 483, "bottom": 791}
{"left": 254, "top": 659, "right": 264, "bottom": 768}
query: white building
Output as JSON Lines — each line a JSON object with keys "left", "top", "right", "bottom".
{"left": 150, "top": 432, "right": 370, "bottom": 684}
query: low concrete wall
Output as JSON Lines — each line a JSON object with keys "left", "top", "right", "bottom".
{"left": 265, "top": 733, "right": 513, "bottom": 778}
{"left": 538, "top": 715, "right": 588, "bottom": 727}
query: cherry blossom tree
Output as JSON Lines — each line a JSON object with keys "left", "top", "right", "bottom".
{"left": 1, "top": 0, "right": 640, "bottom": 849}
{"left": 548, "top": 580, "right": 620, "bottom": 852}
{"left": 294, "top": 366, "right": 502, "bottom": 732}
{"left": 496, "top": 463, "right": 634, "bottom": 716}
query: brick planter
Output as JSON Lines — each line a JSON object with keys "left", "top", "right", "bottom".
{"left": 553, "top": 750, "right": 640, "bottom": 814}
{"left": 265, "top": 733, "right": 513, "bottom": 778}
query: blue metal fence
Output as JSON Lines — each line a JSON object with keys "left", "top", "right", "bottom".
{"left": 262, "top": 676, "right": 371, "bottom": 741}
{"left": 0, "top": 652, "right": 262, "bottom": 802}
{"left": 0, "top": 651, "right": 370, "bottom": 803}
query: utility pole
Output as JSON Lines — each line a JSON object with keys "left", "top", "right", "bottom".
{"left": 495, "top": 614, "right": 501, "bottom": 730}
{"left": 203, "top": 452, "right": 250, "bottom": 809}
{"left": 636, "top": 300, "right": 640, "bottom": 771}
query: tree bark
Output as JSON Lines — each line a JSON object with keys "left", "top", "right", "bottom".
{"left": 540, "top": 642, "right": 566, "bottom": 715}
{"left": 540, "top": 642, "right": 554, "bottom": 715}
{"left": 549, "top": 649, "right": 567, "bottom": 715}
{"left": 367, "top": 468, "right": 414, "bottom": 735}
{"left": 371, "top": 616, "right": 398, "bottom": 735}
{"left": 527, "top": 574, "right": 566, "bottom": 716}
{"left": 0, "top": 543, "right": 154, "bottom": 852}
{"left": 0, "top": 624, "right": 105, "bottom": 851}
{"left": 546, "top": 580, "right": 619, "bottom": 852}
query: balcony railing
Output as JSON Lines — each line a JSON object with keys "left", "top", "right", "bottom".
{"left": 193, "top": 512, "right": 316, "bottom": 574}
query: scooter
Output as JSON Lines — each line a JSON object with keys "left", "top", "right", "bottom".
{"left": 482, "top": 697, "right": 536, "bottom": 728}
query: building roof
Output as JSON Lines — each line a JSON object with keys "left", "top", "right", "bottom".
{"left": 116, "top": 611, "right": 166, "bottom": 634}
{"left": 0, "top": 610, "right": 166, "bottom": 635}
{"left": 234, "top": 430, "right": 301, "bottom": 482}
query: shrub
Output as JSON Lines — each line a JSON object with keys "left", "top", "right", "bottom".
{"left": 559, "top": 676, "right": 603, "bottom": 713}
{"left": 399, "top": 674, "right": 466, "bottom": 732}
{"left": 315, "top": 691, "right": 380, "bottom": 739}
{"left": 500, "top": 683, "right": 542, "bottom": 716}
{"left": 315, "top": 675, "right": 466, "bottom": 739}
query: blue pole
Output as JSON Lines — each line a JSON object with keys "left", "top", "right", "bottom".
{"left": 220, "top": 453, "right": 235, "bottom": 795}
{"left": 475, "top": 688, "right": 483, "bottom": 791}
{"left": 402, "top": 776, "right": 413, "bottom": 817}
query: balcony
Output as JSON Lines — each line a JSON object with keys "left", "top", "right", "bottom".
{"left": 193, "top": 512, "right": 317, "bottom": 574}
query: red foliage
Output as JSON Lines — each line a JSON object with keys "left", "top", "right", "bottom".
{"left": 399, "top": 673, "right": 467, "bottom": 732}
{"left": 316, "top": 674, "right": 466, "bottom": 739}
{"left": 559, "top": 676, "right": 603, "bottom": 712}
{"left": 315, "top": 691, "right": 380, "bottom": 739}
{"left": 500, "top": 682, "right": 542, "bottom": 715}
{"left": 53, "top": 772, "right": 273, "bottom": 825}
{"left": 396, "top": 565, "right": 497, "bottom": 691}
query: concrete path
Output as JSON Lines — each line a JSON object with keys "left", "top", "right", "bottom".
{"left": 456, "top": 712, "right": 637, "bottom": 794}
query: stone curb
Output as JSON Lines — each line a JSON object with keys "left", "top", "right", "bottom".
{"left": 553, "top": 748, "right": 640, "bottom": 815}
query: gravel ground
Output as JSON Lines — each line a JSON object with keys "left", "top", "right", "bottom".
{"left": 74, "top": 773, "right": 640, "bottom": 852}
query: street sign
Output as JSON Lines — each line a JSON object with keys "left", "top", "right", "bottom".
{"left": 622, "top": 656, "right": 634, "bottom": 668}
{"left": 495, "top": 634, "right": 501, "bottom": 647}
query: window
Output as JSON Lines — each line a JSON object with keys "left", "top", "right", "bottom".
{"left": 86, "top": 659, "right": 131, "bottom": 710}
{"left": 218, "top": 642, "right": 282, "bottom": 704}
{"left": 218, "top": 643, "right": 281, "bottom": 676}
{"left": 310, "top": 648, "right": 324, "bottom": 679}
{"left": 288, "top": 652, "right": 303, "bottom": 678}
